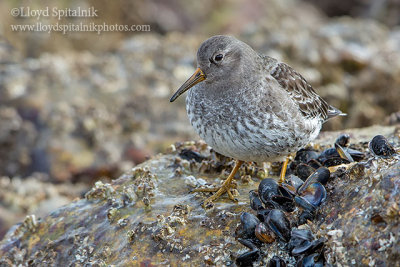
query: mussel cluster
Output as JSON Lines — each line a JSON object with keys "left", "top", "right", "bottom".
{"left": 234, "top": 134, "right": 378, "bottom": 266}
{"left": 291, "top": 134, "right": 364, "bottom": 173}
{"left": 235, "top": 175, "right": 327, "bottom": 266}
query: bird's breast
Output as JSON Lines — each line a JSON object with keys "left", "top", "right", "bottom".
{"left": 185, "top": 84, "right": 322, "bottom": 162}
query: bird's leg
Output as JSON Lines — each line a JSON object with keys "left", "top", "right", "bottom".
{"left": 279, "top": 156, "right": 290, "bottom": 184}
{"left": 193, "top": 160, "right": 244, "bottom": 206}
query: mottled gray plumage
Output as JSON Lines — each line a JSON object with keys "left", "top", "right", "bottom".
{"left": 173, "top": 35, "right": 344, "bottom": 164}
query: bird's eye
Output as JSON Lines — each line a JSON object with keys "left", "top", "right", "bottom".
{"left": 214, "top": 54, "right": 224, "bottom": 62}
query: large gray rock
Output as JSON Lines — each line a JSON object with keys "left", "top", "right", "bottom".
{"left": 0, "top": 125, "right": 399, "bottom": 266}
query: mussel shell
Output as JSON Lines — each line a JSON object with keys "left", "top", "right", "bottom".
{"left": 335, "top": 134, "right": 350, "bottom": 147}
{"left": 257, "top": 208, "right": 271, "bottom": 222}
{"left": 297, "top": 167, "right": 329, "bottom": 195}
{"left": 236, "top": 238, "right": 261, "bottom": 267}
{"left": 321, "top": 157, "right": 350, "bottom": 167}
{"left": 296, "top": 252, "right": 325, "bottom": 267}
{"left": 236, "top": 212, "right": 260, "bottom": 240}
{"left": 294, "top": 148, "right": 319, "bottom": 163}
{"left": 287, "top": 175, "right": 304, "bottom": 191}
{"left": 289, "top": 228, "right": 314, "bottom": 249}
{"left": 335, "top": 143, "right": 354, "bottom": 162}
{"left": 290, "top": 230, "right": 325, "bottom": 263}
{"left": 268, "top": 255, "right": 287, "bottom": 267}
{"left": 369, "top": 135, "right": 396, "bottom": 157}
{"left": 263, "top": 200, "right": 277, "bottom": 210}
{"left": 249, "top": 190, "right": 264, "bottom": 211}
{"left": 301, "top": 183, "right": 326, "bottom": 207}
{"left": 238, "top": 237, "right": 258, "bottom": 249}
{"left": 346, "top": 147, "right": 365, "bottom": 161}
{"left": 278, "top": 184, "right": 295, "bottom": 198}
{"left": 307, "top": 159, "right": 323, "bottom": 169}
{"left": 314, "top": 167, "right": 330, "bottom": 185}
{"left": 266, "top": 209, "right": 291, "bottom": 242}
{"left": 271, "top": 195, "right": 295, "bottom": 212}
{"left": 317, "top": 147, "right": 339, "bottom": 163}
{"left": 295, "top": 163, "right": 316, "bottom": 181}
{"left": 292, "top": 238, "right": 324, "bottom": 256}
{"left": 298, "top": 210, "right": 315, "bottom": 225}
{"left": 258, "top": 178, "right": 279, "bottom": 204}
{"left": 319, "top": 142, "right": 364, "bottom": 163}
{"left": 294, "top": 196, "right": 316, "bottom": 213}
{"left": 236, "top": 249, "right": 260, "bottom": 267}
{"left": 255, "top": 222, "right": 276, "bottom": 243}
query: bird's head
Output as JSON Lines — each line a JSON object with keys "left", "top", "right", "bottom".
{"left": 170, "top": 35, "right": 256, "bottom": 102}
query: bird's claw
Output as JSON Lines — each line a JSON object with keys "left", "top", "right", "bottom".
{"left": 191, "top": 160, "right": 244, "bottom": 208}
{"left": 193, "top": 182, "right": 239, "bottom": 208}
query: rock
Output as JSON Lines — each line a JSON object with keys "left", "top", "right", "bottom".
{"left": 320, "top": 161, "right": 400, "bottom": 266}
{"left": 0, "top": 174, "right": 88, "bottom": 240}
{"left": 0, "top": 125, "right": 399, "bottom": 265}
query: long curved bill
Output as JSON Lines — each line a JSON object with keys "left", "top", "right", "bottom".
{"left": 170, "top": 67, "right": 206, "bottom": 102}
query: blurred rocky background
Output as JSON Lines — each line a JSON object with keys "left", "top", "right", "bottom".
{"left": 0, "top": 0, "right": 399, "bottom": 239}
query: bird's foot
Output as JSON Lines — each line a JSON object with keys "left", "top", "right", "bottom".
{"left": 192, "top": 181, "right": 239, "bottom": 207}
{"left": 192, "top": 160, "right": 244, "bottom": 208}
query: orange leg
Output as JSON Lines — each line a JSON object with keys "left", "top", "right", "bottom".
{"left": 193, "top": 160, "right": 244, "bottom": 207}
{"left": 279, "top": 157, "right": 290, "bottom": 184}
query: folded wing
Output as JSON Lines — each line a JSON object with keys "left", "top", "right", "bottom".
{"left": 270, "top": 62, "right": 344, "bottom": 122}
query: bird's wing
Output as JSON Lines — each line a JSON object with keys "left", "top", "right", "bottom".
{"left": 270, "top": 62, "right": 342, "bottom": 121}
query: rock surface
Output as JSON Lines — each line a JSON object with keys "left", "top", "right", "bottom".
{"left": 0, "top": 125, "right": 399, "bottom": 266}
{"left": 0, "top": 174, "right": 88, "bottom": 240}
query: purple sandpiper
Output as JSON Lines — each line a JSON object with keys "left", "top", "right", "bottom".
{"left": 170, "top": 35, "right": 344, "bottom": 207}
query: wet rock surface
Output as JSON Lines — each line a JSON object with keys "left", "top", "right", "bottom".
{"left": 0, "top": 174, "right": 88, "bottom": 240}
{"left": 0, "top": 125, "right": 399, "bottom": 266}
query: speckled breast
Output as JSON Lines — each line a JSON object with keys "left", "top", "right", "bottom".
{"left": 186, "top": 86, "right": 322, "bottom": 163}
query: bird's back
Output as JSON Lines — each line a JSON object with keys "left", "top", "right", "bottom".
{"left": 264, "top": 55, "right": 344, "bottom": 123}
